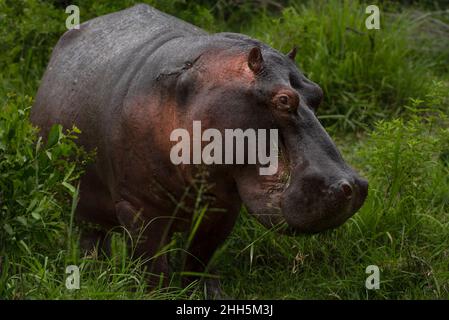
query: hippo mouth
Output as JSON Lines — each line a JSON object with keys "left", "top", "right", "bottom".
{"left": 235, "top": 138, "right": 368, "bottom": 235}
{"left": 234, "top": 142, "right": 292, "bottom": 231}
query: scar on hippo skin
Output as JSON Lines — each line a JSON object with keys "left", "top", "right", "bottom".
{"left": 156, "top": 54, "right": 202, "bottom": 81}
{"left": 30, "top": 3, "right": 368, "bottom": 297}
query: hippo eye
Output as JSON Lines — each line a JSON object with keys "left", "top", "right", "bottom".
{"left": 275, "top": 93, "right": 298, "bottom": 112}
{"left": 279, "top": 95, "right": 289, "bottom": 105}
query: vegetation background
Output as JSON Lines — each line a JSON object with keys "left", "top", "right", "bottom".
{"left": 0, "top": 0, "right": 448, "bottom": 299}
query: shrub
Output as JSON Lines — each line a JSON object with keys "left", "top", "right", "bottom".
{"left": 0, "top": 93, "right": 87, "bottom": 256}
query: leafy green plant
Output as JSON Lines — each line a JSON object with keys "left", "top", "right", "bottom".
{"left": 0, "top": 93, "right": 88, "bottom": 256}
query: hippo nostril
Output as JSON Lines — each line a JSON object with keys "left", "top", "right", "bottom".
{"left": 340, "top": 181, "right": 353, "bottom": 200}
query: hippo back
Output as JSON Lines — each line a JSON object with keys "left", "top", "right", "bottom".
{"left": 31, "top": 4, "right": 206, "bottom": 143}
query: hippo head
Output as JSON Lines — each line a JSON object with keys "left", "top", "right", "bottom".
{"left": 172, "top": 36, "right": 368, "bottom": 233}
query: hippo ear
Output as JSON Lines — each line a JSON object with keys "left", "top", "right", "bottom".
{"left": 248, "top": 47, "right": 264, "bottom": 74}
{"left": 287, "top": 47, "right": 297, "bottom": 61}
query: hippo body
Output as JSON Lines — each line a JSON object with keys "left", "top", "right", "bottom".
{"left": 31, "top": 4, "right": 367, "bottom": 294}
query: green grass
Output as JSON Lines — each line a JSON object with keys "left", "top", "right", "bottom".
{"left": 1, "top": 0, "right": 448, "bottom": 299}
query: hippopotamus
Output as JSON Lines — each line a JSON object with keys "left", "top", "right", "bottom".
{"left": 31, "top": 4, "right": 368, "bottom": 295}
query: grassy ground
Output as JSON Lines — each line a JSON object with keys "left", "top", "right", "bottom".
{"left": 1, "top": 0, "right": 448, "bottom": 299}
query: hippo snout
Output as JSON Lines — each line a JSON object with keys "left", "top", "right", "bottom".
{"left": 280, "top": 168, "right": 368, "bottom": 233}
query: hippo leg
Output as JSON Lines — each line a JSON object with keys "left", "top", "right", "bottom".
{"left": 183, "top": 209, "right": 239, "bottom": 299}
{"left": 76, "top": 174, "right": 117, "bottom": 255}
{"left": 115, "top": 200, "right": 171, "bottom": 287}
{"left": 79, "top": 228, "right": 114, "bottom": 256}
